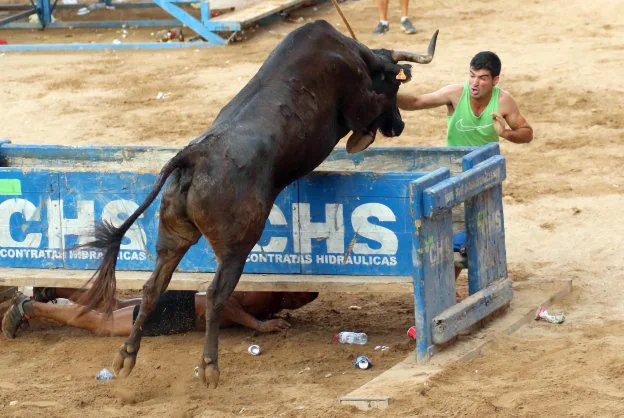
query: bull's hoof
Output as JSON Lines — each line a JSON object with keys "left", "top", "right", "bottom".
{"left": 112, "top": 343, "right": 137, "bottom": 378}
{"left": 346, "top": 132, "right": 375, "bottom": 154}
{"left": 199, "top": 357, "right": 220, "bottom": 389}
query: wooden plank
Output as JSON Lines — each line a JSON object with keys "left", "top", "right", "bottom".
{"left": 212, "top": 0, "right": 307, "bottom": 27}
{"left": 463, "top": 154, "right": 507, "bottom": 294}
{"left": 461, "top": 142, "right": 500, "bottom": 170}
{"left": 422, "top": 155, "right": 506, "bottom": 218}
{"left": 0, "top": 9, "right": 32, "bottom": 26}
{"left": 431, "top": 278, "right": 513, "bottom": 345}
{"left": 465, "top": 184, "right": 507, "bottom": 293}
{"left": 0, "top": 2, "right": 226, "bottom": 10}
{"left": 339, "top": 280, "right": 572, "bottom": 411}
{"left": 1, "top": 144, "right": 476, "bottom": 173}
{"left": 339, "top": 397, "right": 393, "bottom": 411}
{"left": 0, "top": 42, "right": 217, "bottom": 51}
{"left": 3, "top": 19, "right": 184, "bottom": 30}
{"left": 448, "top": 145, "right": 502, "bottom": 248}
{"left": 409, "top": 168, "right": 455, "bottom": 363}
{"left": 0, "top": 268, "right": 412, "bottom": 293}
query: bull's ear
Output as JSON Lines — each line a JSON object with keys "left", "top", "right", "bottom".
{"left": 383, "top": 63, "right": 412, "bottom": 83}
{"left": 395, "top": 64, "right": 412, "bottom": 83}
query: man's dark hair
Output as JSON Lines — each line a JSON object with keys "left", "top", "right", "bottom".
{"left": 470, "top": 51, "right": 501, "bottom": 78}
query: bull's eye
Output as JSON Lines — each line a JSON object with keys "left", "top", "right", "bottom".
{"left": 379, "top": 73, "right": 385, "bottom": 81}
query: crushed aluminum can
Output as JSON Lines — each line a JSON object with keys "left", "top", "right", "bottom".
{"left": 354, "top": 355, "right": 372, "bottom": 370}
{"left": 535, "top": 306, "right": 565, "bottom": 324}
{"left": 28, "top": 13, "right": 41, "bottom": 24}
{"left": 248, "top": 344, "right": 261, "bottom": 356}
{"left": 407, "top": 326, "right": 417, "bottom": 340}
{"left": 95, "top": 368, "right": 114, "bottom": 381}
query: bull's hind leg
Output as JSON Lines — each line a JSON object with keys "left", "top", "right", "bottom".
{"left": 199, "top": 247, "right": 253, "bottom": 388}
{"left": 186, "top": 162, "right": 274, "bottom": 388}
{"left": 113, "top": 192, "right": 201, "bottom": 378}
{"left": 193, "top": 205, "right": 269, "bottom": 388}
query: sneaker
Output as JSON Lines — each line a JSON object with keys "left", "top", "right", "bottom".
{"left": 400, "top": 17, "right": 417, "bottom": 34}
{"left": 372, "top": 21, "right": 389, "bottom": 35}
{"left": 2, "top": 292, "right": 33, "bottom": 339}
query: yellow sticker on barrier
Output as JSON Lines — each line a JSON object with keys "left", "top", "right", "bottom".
{"left": 0, "top": 179, "right": 22, "bottom": 195}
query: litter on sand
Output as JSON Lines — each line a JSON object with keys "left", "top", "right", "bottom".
{"left": 535, "top": 306, "right": 565, "bottom": 324}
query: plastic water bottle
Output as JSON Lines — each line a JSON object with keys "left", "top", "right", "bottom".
{"left": 95, "top": 368, "right": 114, "bottom": 381}
{"left": 333, "top": 331, "right": 368, "bottom": 345}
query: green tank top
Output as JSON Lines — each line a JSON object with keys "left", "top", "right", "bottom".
{"left": 447, "top": 82, "right": 499, "bottom": 146}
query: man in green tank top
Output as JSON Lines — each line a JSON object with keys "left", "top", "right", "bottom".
{"left": 397, "top": 51, "right": 532, "bottom": 301}
{"left": 397, "top": 51, "right": 533, "bottom": 146}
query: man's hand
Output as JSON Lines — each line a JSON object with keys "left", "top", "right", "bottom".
{"left": 258, "top": 318, "right": 291, "bottom": 332}
{"left": 491, "top": 112, "right": 507, "bottom": 138}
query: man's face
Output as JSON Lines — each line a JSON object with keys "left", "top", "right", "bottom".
{"left": 468, "top": 68, "right": 499, "bottom": 99}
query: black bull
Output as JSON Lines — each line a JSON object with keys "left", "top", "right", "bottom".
{"left": 80, "top": 20, "right": 438, "bottom": 388}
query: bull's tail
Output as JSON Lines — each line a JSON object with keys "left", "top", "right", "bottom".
{"left": 78, "top": 146, "right": 193, "bottom": 314}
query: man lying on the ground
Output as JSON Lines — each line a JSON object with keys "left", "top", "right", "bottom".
{"left": 2, "top": 287, "right": 318, "bottom": 339}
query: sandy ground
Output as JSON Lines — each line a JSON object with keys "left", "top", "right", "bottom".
{"left": 1, "top": 0, "right": 624, "bottom": 415}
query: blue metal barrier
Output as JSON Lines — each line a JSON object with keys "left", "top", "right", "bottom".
{"left": 0, "top": 141, "right": 509, "bottom": 362}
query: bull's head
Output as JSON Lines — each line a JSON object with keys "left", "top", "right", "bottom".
{"left": 346, "top": 30, "right": 439, "bottom": 153}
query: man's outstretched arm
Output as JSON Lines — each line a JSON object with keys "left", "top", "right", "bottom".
{"left": 397, "top": 84, "right": 460, "bottom": 111}
{"left": 221, "top": 297, "right": 290, "bottom": 332}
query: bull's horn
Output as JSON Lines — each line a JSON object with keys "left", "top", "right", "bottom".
{"left": 346, "top": 131, "right": 376, "bottom": 154}
{"left": 391, "top": 29, "right": 439, "bottom": 64}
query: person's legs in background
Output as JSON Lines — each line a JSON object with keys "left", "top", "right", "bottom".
{"left": 399, "top": 0, "right": 417, "bottom": 34}
{"left": 373, "top": 0, "right": 416, "bottom": 34}
{"left": 373, "top": 0, "right": 390, "bottom": 34}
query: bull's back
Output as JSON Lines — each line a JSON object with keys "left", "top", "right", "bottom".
{"left": 213, "top": 22, "right": 360, "bottom": 172}
{"left": 214, "top": 20, "right": 358, "bottom": 128}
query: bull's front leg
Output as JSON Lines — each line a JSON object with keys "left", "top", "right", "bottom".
{"left": 346, "top": 131, "right": 378, "bottom": 153}
{"left": 342, "top": 88, "right": 385, "bottom": 154}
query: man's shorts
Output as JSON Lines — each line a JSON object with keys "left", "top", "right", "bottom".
{"left": 132, "top": 291, "right": 197, "bottom": 336}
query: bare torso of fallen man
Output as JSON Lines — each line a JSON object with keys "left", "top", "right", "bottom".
{"left": 1, "top": 288, "right": 318, "bottom": 339}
